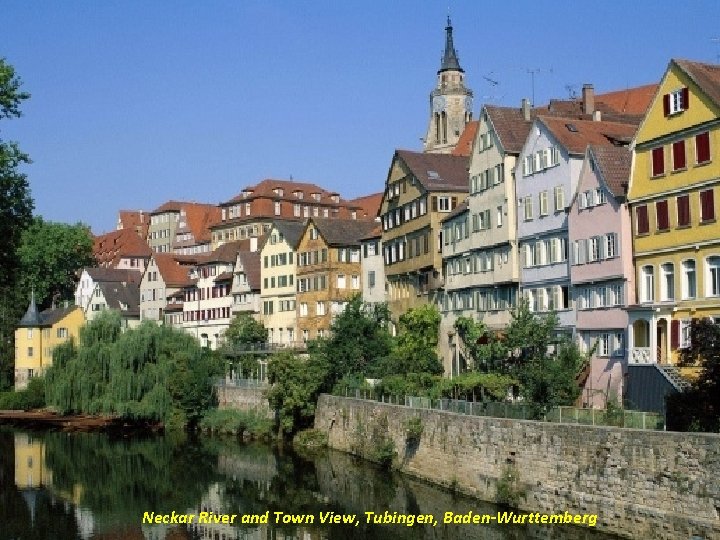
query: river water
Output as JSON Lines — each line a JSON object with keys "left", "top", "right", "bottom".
{"left": 0, "top": 427, "right": 621, "bottom": 540}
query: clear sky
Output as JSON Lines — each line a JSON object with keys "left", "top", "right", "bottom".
{"left": 3, "top": 1, "right": 720, "bottom": 234}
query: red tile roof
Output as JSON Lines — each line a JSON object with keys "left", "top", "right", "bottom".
{"left": 394, "top": 150, "right": 469, "bottom": 192}
{"left": 451, "top": 121, "right": 479, "bottom": 156}
{"left": 117, "top": 210, "right": 149, "bottom": 239}
{"left": 347, "top": 192, "right": 383, "bottom": 219}
{"left": 224, "top": 179, "right": 346, "bottom": 206}
{"left": 93, "top": 228, "right": 151, "bottom": 267}
{"left": 153, "top": 253, "right": 194, "bottom": 287}
{"left": 174, "top": 202, "right": 222, "bottom": 245}
{"left": 589, "top": 145, "right": 632, "bottom": 199}
{"left": 674, "top": 58, "right": 720, "bottom": 109}
{"left": 236, "top": 251, "right": 261, "bottom": 290}
{"left": 539, "top": 117, "right": 638, "bottom": 156}
{"left": 595, "top": 84, "right": 658, "bottom": 115}
{"left": 484, "top": 106, "right": 535, "bottom": 154}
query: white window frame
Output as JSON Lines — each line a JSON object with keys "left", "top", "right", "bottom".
{"left": 682, "top": 259, "right": 696, "bottom": 299}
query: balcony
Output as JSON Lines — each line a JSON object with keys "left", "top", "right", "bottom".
{"left": 629, "top": 347, "right": 653, "bottom": 365}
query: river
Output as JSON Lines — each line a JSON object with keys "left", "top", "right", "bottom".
{"left": 0, "top": 427, "right": 622, "bottom": 540}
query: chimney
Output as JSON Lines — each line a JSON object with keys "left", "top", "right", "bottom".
{"left": 593, "top": 110, "right": 602, "bottom": 122}
{"left": 521, "top": 98, "right": 531, "bottom": 122}
{"left": 582, "top": 84, "right": 594, "bottom": 115}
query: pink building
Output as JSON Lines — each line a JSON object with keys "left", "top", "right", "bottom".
{"left": 568, "top": 146, "right": 636, "bottom": 407}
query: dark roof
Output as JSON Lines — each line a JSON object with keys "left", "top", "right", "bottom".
{"left": 538, "top": 117, "right": 638, "bottom": 156}
{"left": 86, "top": 268, "right": 142, "bottom": 284}
{"left": 360, "top": 223, "right": 382, "bottom": 241}
{"left": 589, "top": 145, "right": 632, "bottom": 199}
{"left": 441, "top": 200, "right": 468, "bottom": 223}
{"left": 310, "top": 218, "right": 378, "bottom": 247}
{"left": 439, "top": 17, "right": 463, "bottom": 73}
{"left": 394, "top": 150, "right": 469, "bottom": 192}
{"left": 674, "top": 58, "right": 720, "bottom": 109}
{"left": 273, "top": 220, "right": 307, "bottom": 249}
{"left": 97, "top": 282, "right": 140, "bottom": 315}
{"left": 215, "top": 271, "right": 234, "bottom": 282}
{"left": 199, "top": 240, "right": 251, "bottom": 264}
{"left": 484, "top": 106, "right": 535, "bottom": 154}
{"left": 18, "top": 294, "right": 41, "bottom": 327}
{"left": 18, "top": 304, "right": 80, "bottom": 328}
{"left": 236, "top": 251, "right": 261, "bottom": 291}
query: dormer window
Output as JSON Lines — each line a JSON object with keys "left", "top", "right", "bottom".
{"left": 294, "top": 190, "right": 303, "bottom": 199}
{"left": 331, "top": 194, "right": 339, "bottom": 203}
{"left": 273, "top": 187, "right": 284, "bottom": 196}
{"left": 312, "top": 193, "right": 321, "bottom": 201}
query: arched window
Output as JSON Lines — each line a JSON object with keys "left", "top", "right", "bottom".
{"left": 441, "top": 111, "right": 447, "bottom": 143}
{"left": 435, "top": 113, "right": 440, "bottom": 143}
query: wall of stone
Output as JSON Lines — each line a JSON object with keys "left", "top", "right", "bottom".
{"left": 314, "top": 394, "right": 720, "bottom": 540}
{"left": 215, "top": 384, "right": 272, "bottom": 417}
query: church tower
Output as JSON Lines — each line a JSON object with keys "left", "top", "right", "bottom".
{"left": 423, "top": 17, "right": 473, "bottom": 154}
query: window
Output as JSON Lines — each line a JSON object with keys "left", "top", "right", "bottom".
{"left": 636, "top": 205, "right": 649, "bottom": 234}
{"left": 612, "top": 332, "right": 625, "bottom": 357}
{"left": 651, "top": 147, "right": 665, "bottom": 177}
{"left": 696, "top": 132, "right": 711, "bottom": 164}
{"left": 539, "top": 191, "right": 548, "bottom": 216}
{"left": 701, "top": 189, "right": 715, "bottom": 222}
{"left": 641, "top": 265, "right": 654, "bottom": 303}
{"left": 553, "top": 185, "right": 565, "bottom": 211}
{"left": 368, "top": 270, "right": 376, "bottom": 288}
{"left": 707, "top": 256, "right": 720, "bottom": 297}
{"left": 337, "top": 274, "right": 346, "bottom": 288}
{"left": 351, "top": 275, "right": 360, "bottom": 289}
{"left": 656, "top": 200, "right": 669, "bottom": 231}
{"left": 661, "top": 263, "right": 675, "bottom": 301}
{"left": 299, "top": 302, "right": 308, "bottom": 316}
{"left": 596, "top": 287, "right": 608, "bottom": 308}
{"left": 523, "top": 196, "right": 533, "bottom": 221}
{"left": 682, "top": 260, "right": 696, "bottom": 299}
{"left": 27, "top": 328, "right": 33, "bottom": 339}
{"left": 597, "top": 334, "right": 610, "bottom": 357}
{"left": 437, "top": 197, "right": 451, "bottom": 212}
{"left": 672, "top": 140, "right": 686, "bottom": 171}
{"left": 610, "top": 284, "right": 624, "bottom": 306}
{"left": 274, "top": 201, "right": 281, "bottom": 216}
{"left": 664, "top": 88, "right": 688, "bottom": 115}
{"left": 316, "top": 302, "right": 326, "bottom": 316}
{"left": 57, "top": 328, "right": 68, "bottom": 338}
{"left": 677, "top": 194, "right": 691, "bottom": 227}
{"left": 588, "top": 237, "right": 601, "bottom": 262}
{"left": 523, "top": 154, "right": 534, "bottom": 176}
{"left": 27, "top": 347, "right": 34, "bottom": 357}
{"left": 605, "top": 234, "right": 617, "bottom": 259}
{"left": 549, "top": 146, "right": 560, "bottom": 167}
{"left": 577, "top": 288, "right": 590, "bottom": 310}
{"left": 680, "top": 319, "right": 692, "bottom": 349}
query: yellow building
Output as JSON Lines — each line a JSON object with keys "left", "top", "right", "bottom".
{"left": 14, "top": 295, "right": 85, "bottom": 389}
{"left": 627, "top": 58, "right": 720, "bottom": 366}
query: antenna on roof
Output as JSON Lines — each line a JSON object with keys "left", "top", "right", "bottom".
{"left": 525, "top": 67, "right": 553, "bottom": 106}
{"left": 565, "top": 84, "right": 578, "bottom": 99}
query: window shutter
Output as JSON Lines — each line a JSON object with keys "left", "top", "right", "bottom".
{"left": 432, "top": 196, "right": 438, "bottom": 212}
{"left": 579, "top": 239, "right": 587, "bottom": 264}
{"left": 663, "top": 93, "right": 670, "bottom": 116}
{"left": 598, "top": 236, "right": 606, "bottom": 259}
{"left": 681, "top": 87, "right": 689, "bottom": 110}
{"left": 673, "top": 140, "right": 686, "bottom": 170}
{"left": 451, "top": 196, "right": 457, "bottom": 209}
{"left": 637, "top": 205, "right": 649, "bottom": 234}
{"left": 677, "top": 195, "right": 690, "bottom": 226}
{"left": 696, "top": 132, "right": 711, "bottom": 164}
{"left": 701, "top": 189, "right": 715, "bottom": 221}
{"left": 671, "top": 319, "right": 679, "bottom": 350}
{"left": 652, "top": 147, "right": 665, "bottom": 176}
{"left": 656, "top": 200, "right": 669, "bottom": 230}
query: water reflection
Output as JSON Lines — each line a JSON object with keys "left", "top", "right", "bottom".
{"left": 0, "top": 428, "right": 620, "bottom": 540}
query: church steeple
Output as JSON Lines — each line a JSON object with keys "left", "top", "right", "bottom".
{"left": 19, "top": 290, "right": 41, "bottom": 327}
{"left": 424, "top": 16, "right": 473, "bottom": 154}
{"left": 439, "top": 16, "right": 462, "bottom": 74}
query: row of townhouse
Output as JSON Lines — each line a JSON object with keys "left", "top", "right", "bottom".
{"left": 432, "top": 58, "right": 720, "bottom": 411}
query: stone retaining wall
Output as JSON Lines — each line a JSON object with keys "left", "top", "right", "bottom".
{"left": 314, "top": 394, "right": 720, "bottom": 540}
{"left": 215, "top": 385, "right": 272, "bottom": 417}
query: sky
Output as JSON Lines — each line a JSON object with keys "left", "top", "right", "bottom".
{"left": 2, "top": 1, "right": 720, "bottom": 234}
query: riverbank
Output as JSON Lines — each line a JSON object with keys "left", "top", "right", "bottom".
{"left": 314, "top": 394, "right": 720, "bottom": 540}
{"left": 0, "top": 410, "right": 162, "bottom": 433}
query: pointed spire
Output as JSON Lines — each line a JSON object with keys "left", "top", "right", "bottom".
{"left": 439, "top": 16, "right": 463, "bottom": 73}
{"left": 19, "top": 289, "right": 41, "bottom": 327}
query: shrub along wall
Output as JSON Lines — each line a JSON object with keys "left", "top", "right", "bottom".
{"left": 315, "top": 394, "right": 720, "bottom": 540}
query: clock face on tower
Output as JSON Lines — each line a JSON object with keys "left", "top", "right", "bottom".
{"left": 464, "top": 96, "right": 473, "bottom": 112}
{"left": 432, "top": 95, "right": 446, "bottom": 113}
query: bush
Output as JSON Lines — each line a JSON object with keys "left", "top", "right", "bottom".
{"left": 293, "top": 428, "right": 328, "bottom": 449}
{"left": 371, "top": 438, "right": 396, "bottom": 469}
{"left": 404, "top": 416, "right": 423, "bottom": 444}
{"left": 0, "top": 377, "right": 45, "bottom": 410}
{"left": 198, "top": 408, "right": 272, "bottom": 439}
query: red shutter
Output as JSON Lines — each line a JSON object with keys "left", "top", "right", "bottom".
{"left": 696, "top": 132, "right": 711, "bottom": 164}
{"left": 671, "top": 320, "right": 680, "bottom": 350}
{"left": 681, "top": 87, "right": 690, "bottom": 110}
{"left": 672, "top": 140, "right": 686, "bottom": 170}
{"left": 677, "top": 195, "right": 691, "bottom": 227}
{"left": 637, "top": 205, "right": 649, "bottom": 234}
{"left": 652, "top": 147, "right": 665, "bottom": 176}
{"left": 701, "top": 189, "right": 715, "bottom": 221}
{"left": 663, "top": 94, "right": 670, "bottom": 116}
{"left": 656, "top": 200, "right": 669, "bottom": 230}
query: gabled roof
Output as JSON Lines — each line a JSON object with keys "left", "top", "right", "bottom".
{"left": 594, "top": 84, "right": 658, "bottom": 115}
{"left": 236, "top": 251, "right": 261, "bottom": 291}
{"left": 484, "top": 106, "right": 535, "bottom": 154}
{"left": 96, "top": 281, "right": 140, "bottom": 315}
{"left": 271, "top": 219, "right": 307, "bottom": 249}
{"left": 347, "top": 192, "right": 384, "bottom": 219}
{"left": 18, "top": 304, "right": 79, "bottom": 328}
{"left": 394, "top": 150, "right": 469, "bottom": 192}
{"left": 117, "top": 210, "right": 149, "bottom": 239}
{"left": 538, "top": 117, "right": 638, "bottom": 156}
{"left": 198, "top": 240, "right": 251, "bottom": 264}
{"left": 588, "top": 145, "right": 632, "bottom": 199}
{"left": 451, "top": 121, "right": 479, "bottom": 157}
{"left": 441, "top": 199, "right": 468, "bottom": 223}
{"left": 152, "top": 253, "right": 193, "bottom": 287}
{"left": 93, "top": 228, "right": 151, "bottom": 267}
{"left": 150, "top": 200, "right": 185, "bottom": 215}
{"left": 360, "top": 223, "right": 382, "bottom": 241}
{"left": 673, "top": 58, "right": 720, "bottom": 109}
{"left": 86, "top": 267, "right": 142, "bottom": 284}
{"left": 174, "top": 203, "right": 222, "bottom": 245}
{"left": 224, "top": 179, "right": 350, "bottom": 207}
{"left": 309, "top": 218, "right": 378, "bottom": 247}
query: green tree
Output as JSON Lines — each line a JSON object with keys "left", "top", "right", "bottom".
{"left": 17, "top": 217, "right": 95, "bottom": 308}
{"left": 0, "top": 58, "right": 33, "bottom": 390}
{"left": 223, "top": 313, "right": 269, "bottom": 378}
{"left": 318, "top": 294, "right": 393, "bottom": 381}
{"left": 667, "top": 318, "right": 720, "bottom": 432}
{"left": 383, "top": 304, "right": 443, "bottom": 376}
{"left": 265, "top": 350, "right": 330, "bottom": 437}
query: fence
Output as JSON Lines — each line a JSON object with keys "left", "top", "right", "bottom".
{"left": 343, "top": 389, "right": 665, "bottom": 431}
{"left": 215, "top": 377, "right": 269, "bottom": 389}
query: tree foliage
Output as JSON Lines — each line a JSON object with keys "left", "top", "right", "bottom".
{"left": 383, "top": 303, "right": 443, "bottom": 376}
{"left": 17, "top": 217, "right": 95, "bottom": 308}
{"left": 223, "top": 312, "right": 269, "bottom": 378}
{"left": 0, "top": 58, "right": 33, "bottom": 390}
{"left": 667, "top": 319, "right": 720, "bottom": 432}
{"left": 45, "top": 311, "right": 222, "bottom": 427}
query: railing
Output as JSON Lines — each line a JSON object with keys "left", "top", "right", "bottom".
{"left": 343, "top": 390, "right": 665, "bottom": 431}
{"left": 215, "top": 377, "right": 269, "bottom": 388}
{"left": 219, "top": 341, "right": 307, "bottom": 355}
{"left": 629, "top": 347, "right": 653, "bottom": 364}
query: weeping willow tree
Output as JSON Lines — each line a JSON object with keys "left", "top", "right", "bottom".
{"left": 45, "top": 311, "right": 222, "bottom": 426}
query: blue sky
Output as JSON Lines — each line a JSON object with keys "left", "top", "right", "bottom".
{"left": 3, "top": 1, "right": 720, "bottom": 233}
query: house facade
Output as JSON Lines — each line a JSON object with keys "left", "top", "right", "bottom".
{"left": 231, "top": 251, "right": 261, "bottom": 318}
{"left": 139, "top": 253, "right": 194, "bottom": 323}
{"left": 14, "top": 297, "right": 85, "bottom": 389}
{"left": 627, "top": 59, "right": 720, "bottom": 366}
{"left": 360, "top": 225, "right": 385, "bottom": 304}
